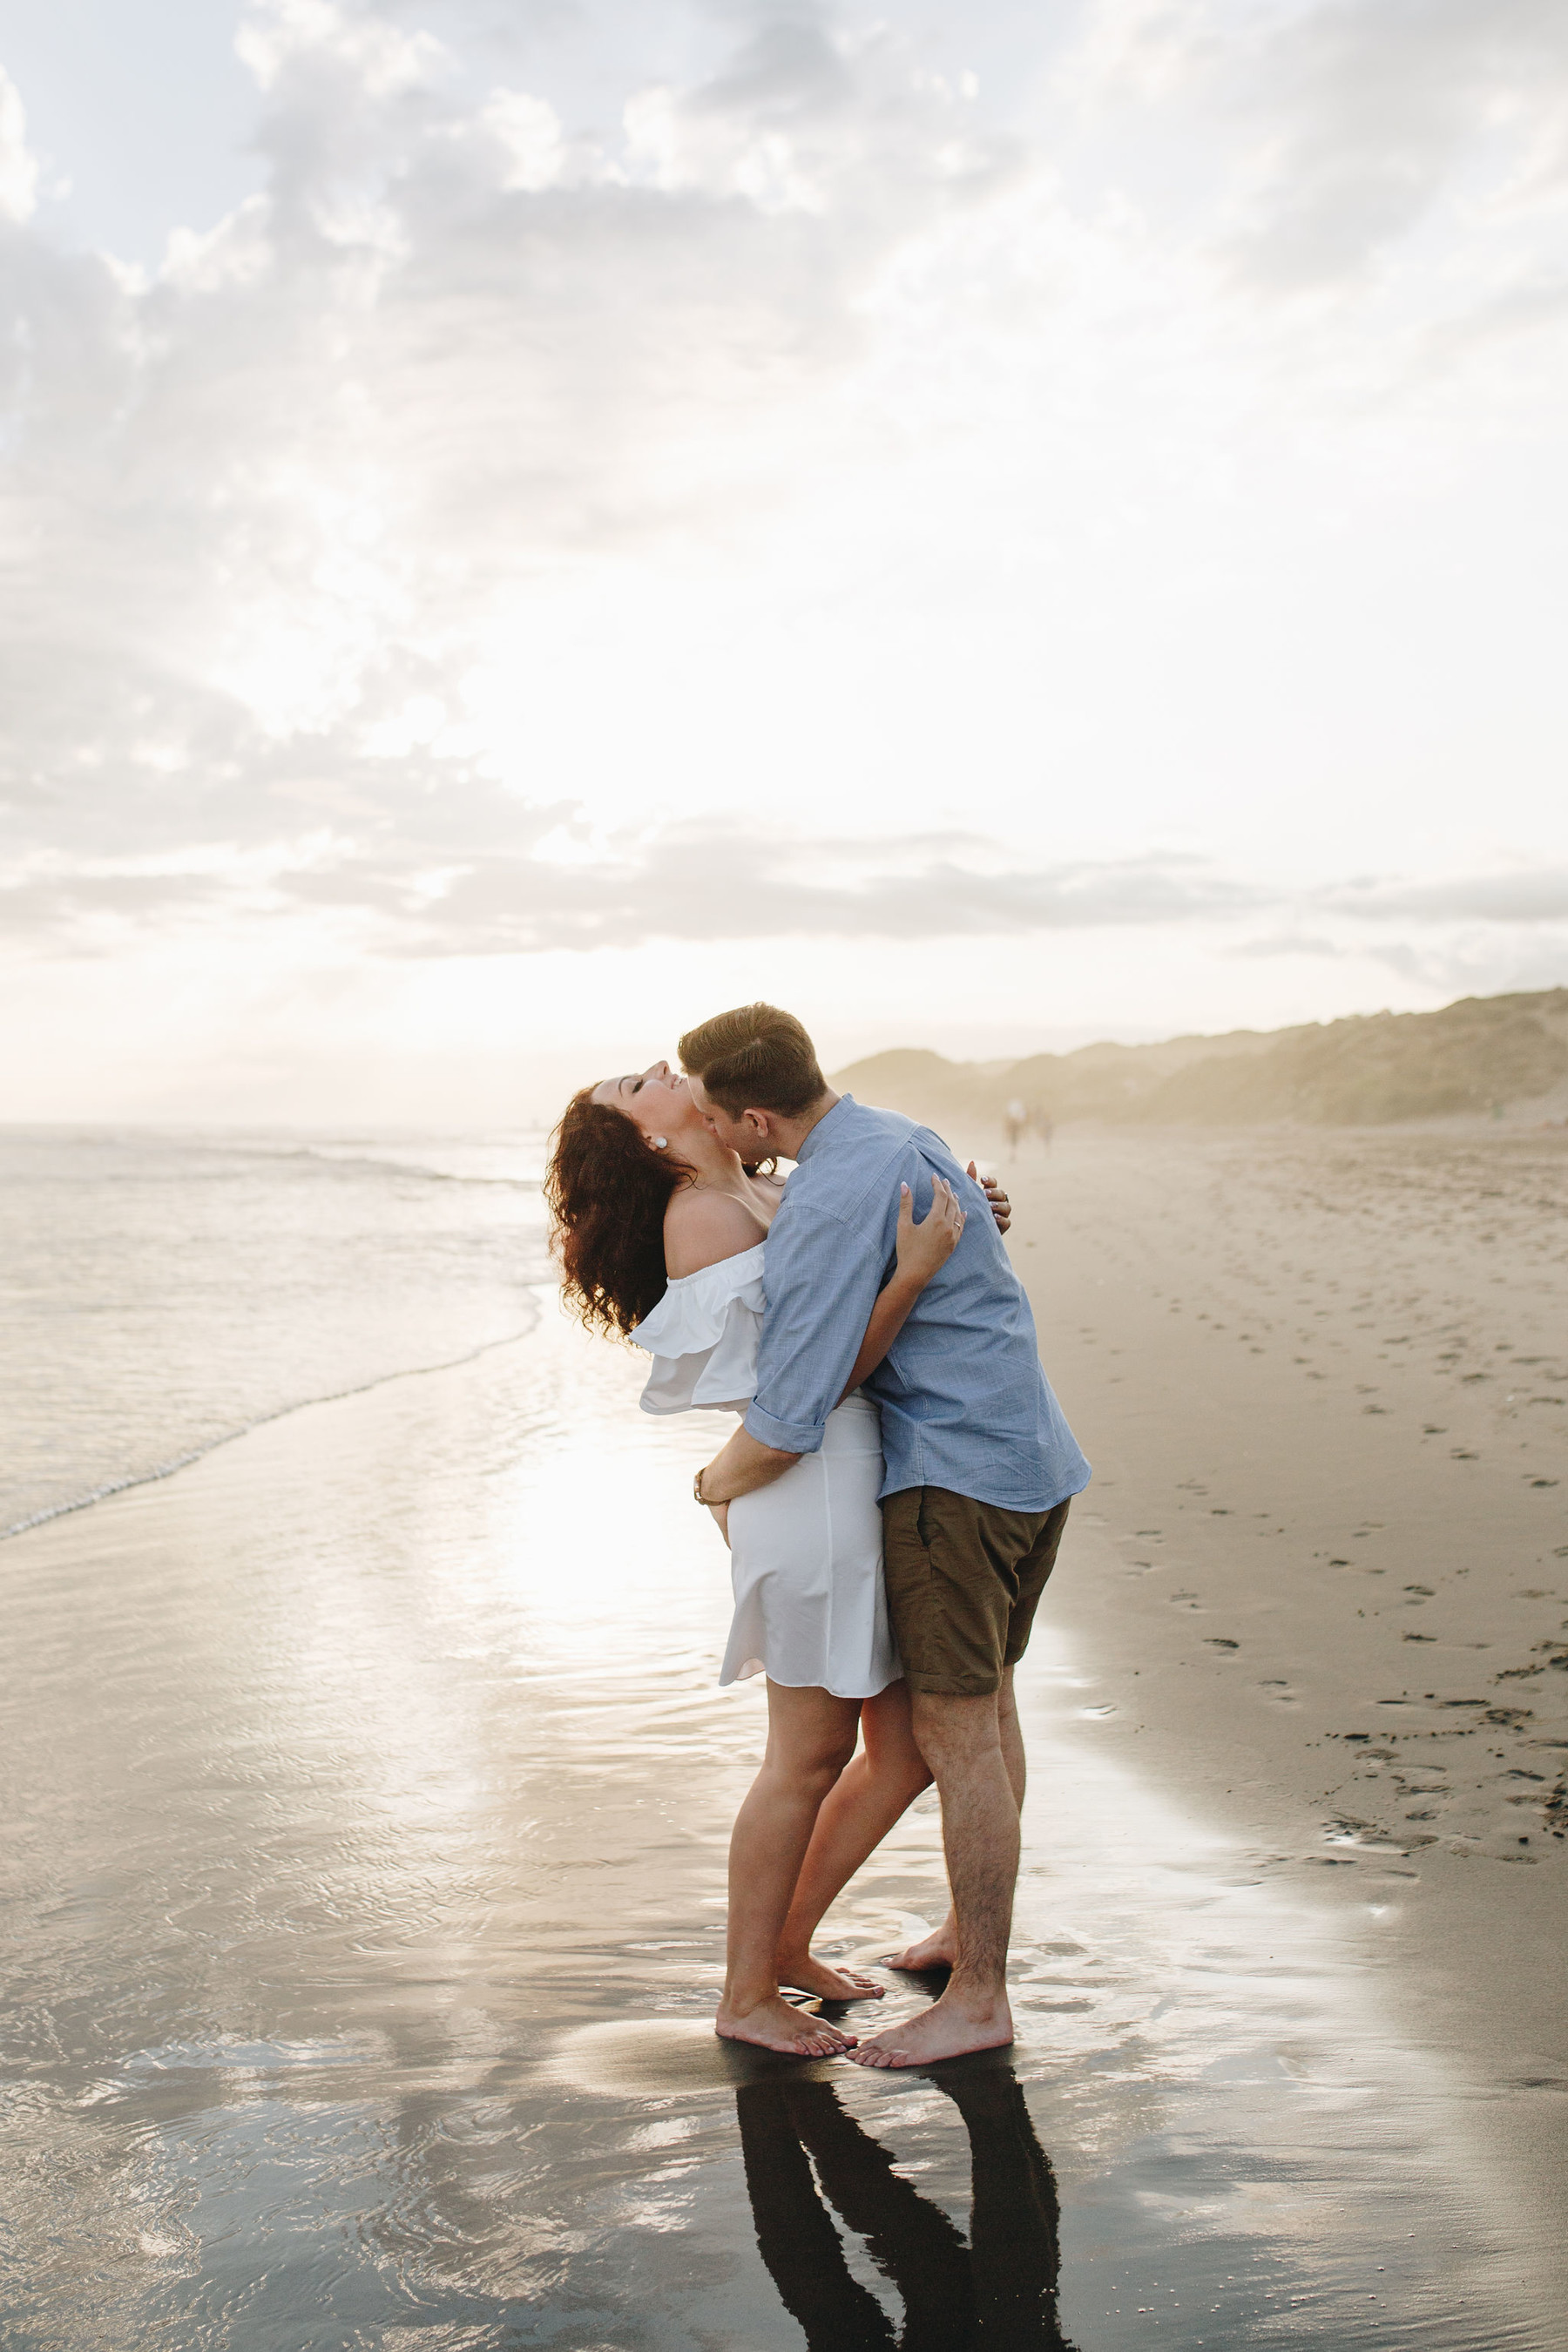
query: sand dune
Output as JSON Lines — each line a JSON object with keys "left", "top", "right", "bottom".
{"left": 836, "top": 985, "right": 1568, "bottom": 1129}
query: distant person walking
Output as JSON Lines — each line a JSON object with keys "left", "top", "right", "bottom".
{"left": 1004, "top": 1098, "right": 1028, "bottom": 1159}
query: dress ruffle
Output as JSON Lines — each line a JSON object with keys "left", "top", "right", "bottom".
{"left": 629, "top": 1242, "right": 767, "bottom": 1416}
{"left": 630, "top": 1243, "right": 766, "bottom": 1358}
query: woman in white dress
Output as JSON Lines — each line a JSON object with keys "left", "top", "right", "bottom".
{"left": 546, "top": 1058, "right": 1006, "bottom": 2058}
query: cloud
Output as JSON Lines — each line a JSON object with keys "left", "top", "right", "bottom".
{"left": 1331, "top": 870, "right": 1568, "bottom": 923}
{"left": 370, "top": 835, "right": 1268, "bottom": 951}
{"left": 0, "top": 821, "right": 1266, "bottom": 953}
{"left": 1080, "top": 0, "right": 1568, "bottom": 294}
{"left": 1229, "top": 933, "right": 1343, "bottom": 960}
{"left": 0, "top": 0, "right": 1016, "bottom": 881}
{"left": 2, "top": 0, "right": 1566, "bottom": 1021}
{"left": 8, "top": 792, "right": 1565, "bottom": 962}
{"left": 0, "top": 63, "right": 37, "bottom": 222}
{"left": 1366, "top": 930, "right": 1568, "bottom": 997}
{"left": 1227, "top": 0, "right": 1568, "bottom": 289}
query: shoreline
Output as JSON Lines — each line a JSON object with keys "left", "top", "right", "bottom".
{"left": 0, "top": 1320, "right": 543, "bottom": 1546}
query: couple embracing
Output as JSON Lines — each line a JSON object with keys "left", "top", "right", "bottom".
{"left": 546, "top": 1003, "right": 1090, "bottom": 2068}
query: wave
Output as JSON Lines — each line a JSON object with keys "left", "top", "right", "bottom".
{"left": 291, "top": 1147, "right": 545, "bottom": 1188}
{"left": 259, "top": 1142, "right": 548, "bottom": 1189}
{"left": 0, "top": 1321, "right": 538, "bottom": 1548}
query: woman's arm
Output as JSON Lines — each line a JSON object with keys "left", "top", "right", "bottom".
{"left": 837, "top": 1175, "right": 965, "bottom": 1402}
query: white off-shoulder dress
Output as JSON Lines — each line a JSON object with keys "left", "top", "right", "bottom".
{"left": 631, "top": 1243, "right": 901, "bottom": 1700}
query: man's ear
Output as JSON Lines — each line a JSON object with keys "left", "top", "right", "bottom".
{"left": 740, "top": 1107, "right": 772, "bottom": 1146}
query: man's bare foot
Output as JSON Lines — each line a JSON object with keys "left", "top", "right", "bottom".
{"left": 848, "top": 1991, "right": 1012, "bottom": 2070}
{"left": 882, "top": 1920, "right": 957, "bottom": 1972}
{"left": 715, "top": 1994, "right": 859, "bottom": 2058}
{"left": 775, "top": 1953, "right": 887, "bottom": 2002}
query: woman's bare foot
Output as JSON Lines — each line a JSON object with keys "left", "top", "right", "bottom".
{"left": 882, "top": 1917, "right": 957, "bottom": 1972}
{"left": 848, "top": 1990, "right": 1012, "bottom": 2070}
{"left": 776, "top": 1952, "right": 887, "bottom": 2002}
{"left": 716, "top": 1994, "right": 859, "bottom": 2057}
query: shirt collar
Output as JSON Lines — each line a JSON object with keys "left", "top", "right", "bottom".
{"left": 794, "top": 1094, "right": 854, "bottom": 1166}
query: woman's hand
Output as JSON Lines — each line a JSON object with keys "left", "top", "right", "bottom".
{"left": 839, "top": 1177, "right": 967, "bottom": 1399}
{"left": 895, "top": 1174, "right": 967, "bottom": 1286}
{"left": 971, "top": 1161, "right": 1011, "bottom": 1234}
{"left": 707, "top": 1499, "right": 731, "bottom": 1547}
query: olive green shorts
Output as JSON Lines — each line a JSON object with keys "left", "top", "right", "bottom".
{"left": 881, "top": 1487, "right": 1071, "bottom": 1699}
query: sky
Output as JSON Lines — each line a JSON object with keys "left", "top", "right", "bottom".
{"left": 1, "top": 0, "right": 1566, "bottom": 1123}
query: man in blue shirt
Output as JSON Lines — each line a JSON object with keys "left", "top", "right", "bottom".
{"left": 686, "top": 1003, "right": 1090, "bottom": 2068}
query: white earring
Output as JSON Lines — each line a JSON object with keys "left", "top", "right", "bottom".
{"left": 652, "top": 1136, "right": 668, "bottom": 1150}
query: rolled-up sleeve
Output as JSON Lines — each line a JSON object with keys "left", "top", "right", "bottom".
{"left": 745, "top": 1206, "right": 884, "bottom": 1455}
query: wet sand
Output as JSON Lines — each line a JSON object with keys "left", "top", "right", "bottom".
{"left": 1004, "top": 1121, "right": 1568, "bottom": 2290}
{"left": 2, "top": 1130, "right": 1564, "bottom": 2344}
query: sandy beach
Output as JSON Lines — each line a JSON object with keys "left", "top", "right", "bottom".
{"left": 2, "top": 1119, "right": 1564, "bottom": 2346}
{"left": 1008, "top": 1120, "right": 1568, "bottom": 2264}
{"left": 10, "top": 0, "right": 1568, "bottom": 2328}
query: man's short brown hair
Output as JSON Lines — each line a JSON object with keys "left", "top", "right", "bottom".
{"left": 679, "top": 1002, "right": 828, "bottom": 1119}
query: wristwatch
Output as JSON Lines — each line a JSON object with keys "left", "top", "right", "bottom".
{"left": 694, "top": 1467, "right": 713, "bottom": 1506}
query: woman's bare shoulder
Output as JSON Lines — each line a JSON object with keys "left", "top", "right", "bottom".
{"left": 663, "top": 1187, "right": 768, "bottom": 1279}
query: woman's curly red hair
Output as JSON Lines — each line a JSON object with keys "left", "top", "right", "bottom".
{"left": 545, "top": 1087, "right": 687, "bottom": 1339}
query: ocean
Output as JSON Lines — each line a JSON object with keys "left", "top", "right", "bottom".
{"left": 0, "top": 1128, "right": 1552, "bottom": 2349}
{"left": 0, "top": 1128, "right": 552, "bottom": 1539}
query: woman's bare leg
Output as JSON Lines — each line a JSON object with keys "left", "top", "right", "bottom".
{"left": 717, "top": 1680, "right": 865, "bottom": 2056}
{"left": 884, "top": 1665, "right": 1026, "bottom": 1970}
{"left": 774, "top": 1680, "right": 933, "bottom": 1999}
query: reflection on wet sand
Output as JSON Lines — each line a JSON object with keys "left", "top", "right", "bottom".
{"left": 0, "top": 1292, "right": 1553, "bottom": 2348}
{"left": 739, "top": 2062, "right": 1075, "bottom": 2351}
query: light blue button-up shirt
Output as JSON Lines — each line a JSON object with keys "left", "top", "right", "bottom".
{"left": 745, "top": 1096, "right": 1091, "bottom": 1512}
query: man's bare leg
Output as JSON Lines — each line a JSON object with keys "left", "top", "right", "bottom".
{"left": 885, "top": 1666, "right": 1025, "bottom": 1972}
{"left": 717, "top": 1680, "right": 865, "bottom": 2057}
{"left": 774, "top": 1681, "right": 932, "bottom": 2000}
{"left": 851, "top": 1686, "right": 1019, "bottom": 2068}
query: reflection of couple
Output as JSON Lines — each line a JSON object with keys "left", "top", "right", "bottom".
{"left": 738, "top": 2065, "right": 1077, "bottom": 2350}
{"left": 547, "top": 1004, "right": 1089, "bottom": 2067}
